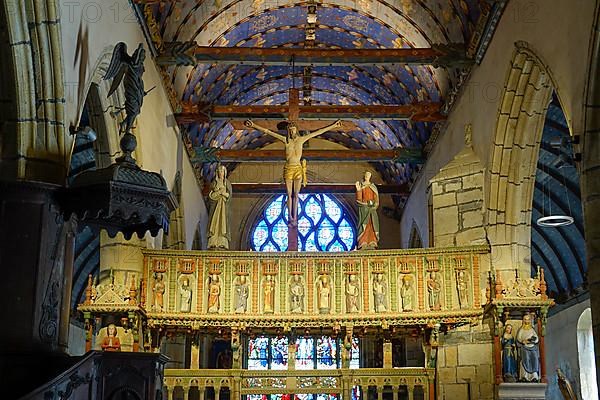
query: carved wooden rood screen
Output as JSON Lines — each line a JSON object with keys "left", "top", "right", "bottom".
{"left": 79, "top": 246, "right": 490, "bottom": 400}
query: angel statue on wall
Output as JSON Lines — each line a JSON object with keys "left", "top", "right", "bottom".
{"left": 244, "top": 119, "right": 342, "bottom": 225}
{"left": 103, "top": 42, "right": 151, "bottom": 135}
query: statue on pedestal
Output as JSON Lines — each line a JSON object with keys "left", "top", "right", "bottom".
{"left": 207, "top": 274, "right": 221, "bottom": 313}
{"left": 516, "top": 314, "right": 540, "bottom": 382}
{"left": 152, "top": 273, "right": 165, "bottom": 311}
{"left": 345, "top": 275, "right": 360, "bottom": 313}
{"left": 207, "top": 165, "right": 232, "bottom": 249}
{"left": 317, "top": 274, "right": 331, "bottom": 313}
{"left": 355, "top": 171, "right": 379, "bottom": 250}
{"left": 245, "top": 119, "right": 342, "bottom": 224}
{"left": 501, "top": 324, "right": 518, "bottom": 382}
{"left": 373, "top": 273, "right": 387, "bottom": 312}
{"left": 400, "top": 275, "right": 414, "bottom": 311}
{"left": 263, "top": 275, "right": 275, "bottom": 313}
{"left": 179, "top": 278, "right": 192, "bottom": 313}
{"left": 234, "top": 275, "right": 249, "bottom": 313}
{"left": 290, "top": 275, "right": 304, "bottom": 313}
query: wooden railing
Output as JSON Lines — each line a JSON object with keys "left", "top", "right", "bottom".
{"left": 164, "top": 367, "right": 435, "bottom": 400}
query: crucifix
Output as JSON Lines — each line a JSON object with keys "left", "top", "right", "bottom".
{"left": 244, "top": 88, "right": 342, "bottom": 251}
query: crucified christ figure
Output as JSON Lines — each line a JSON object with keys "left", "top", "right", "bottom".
{"left": 244, "top": 119, "right": 342, "bottom": 225}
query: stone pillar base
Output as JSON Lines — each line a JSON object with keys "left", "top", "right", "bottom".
{"left": 498, "top": 382, "right": 547, "bottom": 399}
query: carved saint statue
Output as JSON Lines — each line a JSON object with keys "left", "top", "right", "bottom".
{"left": 101, "top": 324, "right": 121, "bottom": 352}
{"left": 179, "top": 278, "right": 193, "bottom": 313}
{"left": 234, "top": 275, "right": 249, "bottom": 314}
{"left": 501, "top": 324, "right": 518, "bottom": 382}
{"left": 400, "top": 275, "right": 414, "bottom": 312}
{"left": 516, "top": 314, "right": 540, "bottom": 382}
{"left": 345, "top": 274, "right": 360, "bottom": 313}
{"left": 290, "top": 275, "right": 305, "bottom": 313}
{"left": 427, "top": 271, "right": 442, "bottom": 310}
{"left": 207, "top": 274, "right": 221, "bottom": 313}
{"left": 456, "top": 270, "right": 468, "bottom": 308}
{"left": 208, "top": 165, "right": 233, "bottom": 249}
{"left": 103, "top": 43, "right": 147, "bottom": 135}
{"left": 263, "top": 275, "right": 276, "bottom": 313}
{"left": 317, "top": 274, "right": 331, "bottom": 314}
{"left": 373, "top": 273, "right": 387, "bottom": 312}
{"left": 355, "top": 171, "right": 380, "bottom": 250}
{"left": 245, "top": 119, "right": 342, "bottom": 224}
{"left": 152, "top": 273, "right": 166, "bottom": 311}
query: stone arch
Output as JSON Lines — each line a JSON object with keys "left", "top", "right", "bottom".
{"left": 0, "top": 0, "right": 67, "bottom": 183}
{"left": 486, "top": 42, "right": 555, "bottom": 273}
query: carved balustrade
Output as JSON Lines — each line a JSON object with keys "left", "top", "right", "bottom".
{"left": 164, "top": 367, "right": 434, "bottom": 400}
{"left": 138, "top": 245, "right": 489, "bottom": 330}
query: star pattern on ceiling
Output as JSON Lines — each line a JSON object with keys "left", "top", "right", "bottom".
{"left": 138, "top": 0, "right": 488, "bottom": 188}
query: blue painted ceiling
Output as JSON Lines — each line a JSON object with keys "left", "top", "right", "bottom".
{"left": 144, "top": 0, "right": 483, "bottom": 184}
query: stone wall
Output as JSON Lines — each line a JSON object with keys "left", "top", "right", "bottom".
{"left": 430, "top": 130, "right": 486, "bottom": 248}
{"left": 437, "top": 324, "right": 495, "bottom": 400}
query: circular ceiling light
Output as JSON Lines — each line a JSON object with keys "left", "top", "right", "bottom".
{"left": 536, "top": 215, "right": 574, "bottom": 227}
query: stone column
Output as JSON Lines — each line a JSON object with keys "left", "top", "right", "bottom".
{"left": 376, "top": 385, "right": 383, "bottom": 400}
{"left": 98, "top": 230, "right": 146, "bottom": 287}
{"left": 191, "top": 337, "right": 201, "bottom": 369}
{"left": 392, "top": 386, "right": 399, "bottom": 400}
{"left": 581, "top": 4, "right": 600, "bottom": 387}
{"left": 407, "top": 385, "right": 414, "bottom": 400}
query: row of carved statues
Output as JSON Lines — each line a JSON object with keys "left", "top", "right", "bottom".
{"left": 206, "top": 165, "right": 380, "bottom": 250}
{"left": 149, "top": 268, "right": 474, "bottom": 315}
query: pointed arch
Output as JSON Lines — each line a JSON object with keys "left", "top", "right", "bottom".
{"left": 486, "top": 42, "right": 554, "bottom": 272}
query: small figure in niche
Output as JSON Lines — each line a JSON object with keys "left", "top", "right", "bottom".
{"left": 400, "top": 275, "right": 414, "bottom": 312}
{"left": 101, "top": 324, "right": 121, "bottom": 352}
{"left": 345, "top": 274, "right": 360, "bottom": 313}
{"left": 373, "top": 273, "right": 387, "bottom": 312}
{"left": 207, "top": 274, "right": 221, "bottom": 313}
{"left": 263, "top": 275, "right": 275, "bottom": 313}
{"left": 152, "top": 273, "right": 165, "bottom": 311}
{"left": 234, "top": 275, "right": 249, "bottom": 313}
{"left": 179, "top": 278, "right": 192, "bottom": 313}
{"left": 290, "top": 275, "right": 305, "bottom": 313}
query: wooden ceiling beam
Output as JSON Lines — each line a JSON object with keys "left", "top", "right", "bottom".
{"left": 205, "top": 183, "right": 410, "bottom": 195}
{"left": 176, "top": 102, "right": 445, "bottom": 124}
{"left": 192, "top": 148, "right": 424, "bottom": 163}
{"left": 157, "top": 42, "right": 472, "bottom": 68}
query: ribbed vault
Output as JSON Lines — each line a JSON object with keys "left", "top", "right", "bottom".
{"left": 531, "top": 95, "right": 586, "bottom": 301}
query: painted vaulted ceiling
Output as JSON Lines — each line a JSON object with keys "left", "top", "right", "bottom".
{"left": 138, "top": 0, "right": 491, "bottom": 187}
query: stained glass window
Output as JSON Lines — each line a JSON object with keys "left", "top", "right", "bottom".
{"left": 248, "top": 337, "right": 270, "bottom": 370}
{"left": 295, "top": 337, "right": 315, "bottom": 370}
{"left": 271, "top": 337, "right": 289, "bottom": 370}
{"left": 316, "top": 336, "right": 337, "bottom": 369}
{"left": 251, "top": 194, "right": 355, "bottom": 251}
{"left": 350, "top": 337, "right": 360, "bottom": 369}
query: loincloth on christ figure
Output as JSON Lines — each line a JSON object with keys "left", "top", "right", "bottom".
{"left": 283, "top": 159, "right": 308, "bottom": 187}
